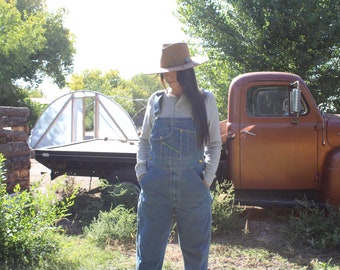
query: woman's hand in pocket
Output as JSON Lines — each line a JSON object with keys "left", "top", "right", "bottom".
{"left": 202, "top": 178, "right": 210, "bottom": 188}
{"left": 138, "top": 173, "right": 146, "bottom": 182}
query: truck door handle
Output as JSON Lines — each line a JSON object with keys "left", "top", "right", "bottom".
{"left": 227, "top": 131, "right": 236, "bottom": 139}
{"left": 241, "top": 130, "right": 256, "bottom": 136}
{"left": 291, "top": 118, "right": 300, "bottom": 125}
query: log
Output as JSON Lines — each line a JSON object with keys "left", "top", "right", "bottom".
{"left": 0, "top": 116, "right": 28, "bottom": 128}
{"left": 0, "top": 106, "right": 30, "bottom": 118}
{"left": 0, "top": 129, "right": 28, "bottom": 143}
{"left": 0, "top": 142, "right": 30, "bottom": 157}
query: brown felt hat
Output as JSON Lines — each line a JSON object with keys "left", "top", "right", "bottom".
{"left": 149, "top": 42, "right": 208, "bottom": 74}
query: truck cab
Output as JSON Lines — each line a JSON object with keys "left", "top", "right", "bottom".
{"left": 220, "top": 72, "right": 340, "bottom": 206}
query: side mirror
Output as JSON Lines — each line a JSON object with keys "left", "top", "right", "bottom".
{"left": 290, "top": 81, "right": 301, "bottom": 114}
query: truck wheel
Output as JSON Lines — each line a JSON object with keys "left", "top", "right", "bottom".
{"left": 106, "top": 167, "right": 139, "bottom": 187}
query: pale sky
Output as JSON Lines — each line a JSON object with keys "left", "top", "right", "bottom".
{"left": 46, "top": 0, "right": 187, "bottom": 79}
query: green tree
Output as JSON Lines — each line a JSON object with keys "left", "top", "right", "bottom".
{"left": 0, "top": 0, "right": 75, "bottom": 127}
{"left": 177, "top": 0, "right": 340, "bottom": 113}
{"left": 68, "top": 69, "right": 132, "bottom": 112}
{"left": 28, "top": 88, "right": 44, "bottom": 98}
{"left": 68, "top": 69, "right": 124, "bottom": 94}
{"left": 69, "top": 69, "right": 120, "bottom": 93}
{"left": 130, "top": 73, "right": 163, "bottom": 98}
{"left": 0, "top": 0, "right": 75, "bottom": 89}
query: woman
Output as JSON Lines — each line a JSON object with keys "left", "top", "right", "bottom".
{"left": 135, "top": 42, "right": 221, "bottom": 270}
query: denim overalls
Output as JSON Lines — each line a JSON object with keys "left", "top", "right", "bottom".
{"left": 136, "top": 94, "right": 212, "bottom": 270}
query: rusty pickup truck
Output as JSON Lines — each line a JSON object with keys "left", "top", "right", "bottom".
{"left": 218, "top": 71, "right": 340, "bottom": 206}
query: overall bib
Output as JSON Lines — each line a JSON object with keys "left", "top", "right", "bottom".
{"left": 136, "top": 96, "right": 212, "bottom": 270}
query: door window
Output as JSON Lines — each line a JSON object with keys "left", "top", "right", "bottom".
{"left": 246, "top": 86, "right": 308, "bottom": 117}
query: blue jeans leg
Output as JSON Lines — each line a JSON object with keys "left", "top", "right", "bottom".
{"left": 175, "top": 169, "right": 212, "bottom": 270}
{"left": 136, "top": 168, "right": 173, "bottom": 270}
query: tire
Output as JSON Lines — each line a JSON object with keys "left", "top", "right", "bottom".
{"left": 106, "top": 167, "right": 139, "bottom": 187}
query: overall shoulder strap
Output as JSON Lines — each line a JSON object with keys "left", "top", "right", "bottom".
{"left": 153, "top": 91, "right": 165, "bottom": 117}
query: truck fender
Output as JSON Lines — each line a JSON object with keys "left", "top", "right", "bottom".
{"left": 320, "top": 149, "right": 340, "bottom": 207}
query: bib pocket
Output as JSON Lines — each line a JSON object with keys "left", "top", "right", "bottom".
{"left": 150, "top": 126, "right": 196, "bottom": 160}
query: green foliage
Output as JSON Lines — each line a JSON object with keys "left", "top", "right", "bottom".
{"left": 0, "top": 84, "right": 44, "bottom": 129}
{"left": 68, "top": 69, "right": 122, "bottom": 94}
{"left": 0, "top": 0, "right": 45, "bottom": 82}
{"left": 85, "top": 205, "right": 137, "bottom": 247}
{"left": 177, "top": 0, "right": 340, "bottom": 113}
{"left": 39, "top": 235, "right": 136, "bottom": 270}
{"left": 130, "top": 73, "right": 163, "bottom": 98}
{"left": 0, "top": 0, "right": 74, "bottom": 106}
{"left": 23, "top": 92, "right": 46, "bottom": 130}
{"left": 28, "top": 88, "right": 44, "bottom": 98}
{"left": 0, "top": 154, "right": 76, "bottom": 269}
{"left": 66, "top": 180, "right": 139, "bottom": 230}
{"left": 82, "top": 180, "right": 245, "bottom": 249}
{"left": 288, "top": 200, "right": 340, "bottom": 250}
{"left": 211, "top": 180, "right": 244, "bottom": 234}
{"left": 101, "top": 182, "right": 140, "bottom": 211}
{"left": 195, "top": 59, "right": 232, "bottom": 120}
{"left": 68, "top": 69, "right": 135, "bottom": 116}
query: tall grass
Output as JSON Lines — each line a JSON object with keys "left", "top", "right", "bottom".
{"left": 84, "top": 205, "right": 137, "bottom": 247}
{"left": 211, "top": 180, "right": 245, "bottom": 234}
{"left": 0, "top": 154, "right": 76, "bottom": 269}
{"left": 288, "top": 200, "right": 340, "bottom": 250}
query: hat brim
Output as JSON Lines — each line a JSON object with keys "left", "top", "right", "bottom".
{"left": 145, "top": 56, "right": 208, "bottom": 74}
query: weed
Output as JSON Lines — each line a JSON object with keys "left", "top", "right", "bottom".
{"left": 84, "top": 205, "right": 137, "bottom": 247}
{"left": 101, "top": 181, "right": 140, "bottom": 211}
{"left": 21, "top": 167, "right": 340, "bottom": 269}
{"left": 0, "top": 154, "right": 76, "bottom": 269}
{"left": 288, "top": 199, "right": 340, "bottom": 250}
{"left": 211, "top": 180, "right": 245, "bottom": 234}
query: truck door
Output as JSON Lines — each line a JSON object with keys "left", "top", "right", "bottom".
{"left": 240, "top": 84, "right": 318, "bottom": 189}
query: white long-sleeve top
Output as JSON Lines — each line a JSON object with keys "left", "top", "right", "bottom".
{"left": 135, "top": 89, "right": 222, "bottom": 187}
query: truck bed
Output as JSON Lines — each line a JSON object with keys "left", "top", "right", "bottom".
{"left": 33, "top": 139, "right": 138, "bottom": 180}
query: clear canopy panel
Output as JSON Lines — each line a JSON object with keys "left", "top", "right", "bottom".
{"left": 29, "top": 91, "right": 138, "bottom": 149}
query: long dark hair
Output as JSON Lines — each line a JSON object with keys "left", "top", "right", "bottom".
{"left": 161, "top": 68, "right": 209, "bottom": 145}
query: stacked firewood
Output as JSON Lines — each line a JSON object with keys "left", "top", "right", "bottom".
{"left": 0, "top": 106, "right": 30, "bottom": 192}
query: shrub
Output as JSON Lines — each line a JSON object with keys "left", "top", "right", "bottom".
{"left": 0, "top": 154, "right": 76, "bottom": 269}
{"left": 288, "top": 200, "right": 340, "bottom": 250}
{"left": 211, "top": 180, "right": 245, "bottom": 234}
{"left": 101, "top": 181, "right": 140, "bottom": 211}
{"left": 85, "top": 205, "right": 137, "bottom": 247}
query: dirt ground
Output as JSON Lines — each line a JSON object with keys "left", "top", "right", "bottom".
{"left": 30, "top": 158, "right": 101, "bottom": 191}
